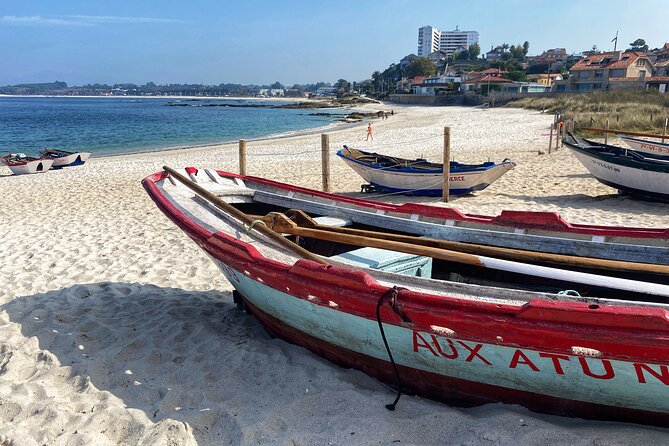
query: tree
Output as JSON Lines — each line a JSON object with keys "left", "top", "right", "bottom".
{"left": 405, "top": 57, "right": 437, "bottom": 78}
{"left": 628, "top": 38, "right": 649, "bottom": 52}
{"left": 510, "top": 44, "right": 525, "bottom": 61}
{"left": 371, "top": 71, "right": 382, "bottom": 91}
{"left": 270, "top": 81, "right": 284, "bottom": 89}
{"left": 335, "top": 78, "right": 350, "bottom": 94}
{"left": 522, "top": 41, "right": 530, "bottom": 56}
{"left": 457, "top": 49, "right": 470, "bottom": 61}
{"left": 506, "top": 70, "right": 528, "bottom": 82}
{"left": 469, "top": 43, "right": 481, "bottom": 60}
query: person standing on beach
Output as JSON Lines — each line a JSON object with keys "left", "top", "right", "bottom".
{"left": 366, "top": 122, "right": 374, "bottom": 141}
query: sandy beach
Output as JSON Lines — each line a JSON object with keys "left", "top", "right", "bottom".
{"left": 1, "top": 103, "right": 668, "bottom": 445}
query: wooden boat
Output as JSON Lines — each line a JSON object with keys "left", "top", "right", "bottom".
{"left": 1, "top": 153, "right": 54, "bottom": 175}
{"left": 618, "top": 135, "right": 669, "bottom": 158}
{"left": 143, "top": 166, "right": 669, "bottom": 426}
{"left": 39, "top": 148, "right": 91, "bottom": 168}
{"left": 564, "top": 134, "right": 669, "bottom": 202}
{"left": 147, "top": 167, "right": 669, "bottom": 265}
{"left": 336, "top": 146, "right": 515, "bottom": 196}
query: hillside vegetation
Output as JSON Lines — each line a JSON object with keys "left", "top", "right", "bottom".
{"left": 506, "top": 91, "right": 669, "bottom": 134}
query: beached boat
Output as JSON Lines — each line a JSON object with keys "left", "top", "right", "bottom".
{"left": 143, "top": 166, "right": 669, "bottom": 426}
{"left": 618, "top": 135, "right": 669, "bottom": 158}
{"left": 336, "top": 146, "right": 515, "bottom": 196}
{"left": 564, "top": 134, "right": 669, "bottom": 202}
{"left": 39, "top": 148, "right": 91, "bottom": 168}
{"left": 1, "top": 153, "right": 54, "bottom": 175}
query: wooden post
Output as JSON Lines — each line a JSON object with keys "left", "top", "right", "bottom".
{"left": 321, "top": 133, "right": 330, "bottom": 192}
{"left": 663, "top": 118, "right": 668, "bottom": 143}
{"left": 548, "top": 123, "right": 554, "bottom": 154}
{"left": 238, "top": 139, "right": 247, "bottom": 175}
{"left": 443, "top": 127, "right": 451, "bottom": 202}
{"left": 604, "top": 120, "right": 609, "bottom": 145}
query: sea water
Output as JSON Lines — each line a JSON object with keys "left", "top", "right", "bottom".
{"left": 0, "top": 96, "right": 348, "bottom": 156}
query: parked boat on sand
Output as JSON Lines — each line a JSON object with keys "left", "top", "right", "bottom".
{"left": 618, "top": 134, "right": 669, "bottom": 158}
{"left": 1, "top": 153, "right": 54, "bottom": 175}
{"left": 564, "top": 134, "right": 669, "bottom": 202}
{"left": 142, "top": 166, "right": 669, "bottom": 426}
{"left": 337, "top": 146, "right": 515, "bottom": 196}
{"left": 39, "top": 148, "right": 91, "bottom": 168}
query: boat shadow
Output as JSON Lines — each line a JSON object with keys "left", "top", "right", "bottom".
{"left": 4, "top": 282, "right": 666, "bottom": 443}
{"left": 493, "top": 192, "right": 669, "bottom": 215}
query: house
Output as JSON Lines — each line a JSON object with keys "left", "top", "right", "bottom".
{"left": 460, "top": 69, "right": 511, "bottom": 92}
{"left": 553, "top": 51, "right": 654, "bottom": 92}
{"left": 412, "top": 74, "right": 462, "bottom": 95}
{"left": 527, "top": 48, "right": 567, "bottom": 71}
{"left": 315, "top": 86, "right": 337, "bottom": 96}
{"left": 527, "top": 73, "right": 563, "bottom": 87}
{"left": 486, "top": 46, "right": 506, "bottom": 61}
{"left": 499, "top": 82, "right": 551, "bottom": 93}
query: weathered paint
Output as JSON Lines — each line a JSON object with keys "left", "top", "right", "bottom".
{"left": 217, "top": 261, "right": 669, "bottom": 415}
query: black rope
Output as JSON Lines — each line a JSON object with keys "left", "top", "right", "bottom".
{"left": 376, "top": 286, "right": 410, "bottom": 411}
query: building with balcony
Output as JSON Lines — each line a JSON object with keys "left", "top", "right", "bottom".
{"left": 417, "top": 25, "right": 478, "bottom": 58}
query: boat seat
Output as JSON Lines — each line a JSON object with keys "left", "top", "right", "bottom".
{"left": 330, "top": 247, "right": 432, "bottom": 278}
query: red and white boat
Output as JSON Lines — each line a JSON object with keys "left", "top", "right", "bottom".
{"left": 142, "top": 167, "right": 669, "bottom": 426}
{"left": 1, "top": 153, "right": 54, "bottom": 175}
{"left": 619, "top": 135, "right": 669, "bottom": 158}
{"left": 39, "top": 148, "right": 91, "bottom": 168}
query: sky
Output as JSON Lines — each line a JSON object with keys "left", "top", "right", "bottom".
{"left": 1, "top": 0, "right": 668, "bottom": 86}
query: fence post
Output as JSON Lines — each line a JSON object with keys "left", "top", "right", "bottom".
{"left": 238, "top": 139, "right": 247, "bottom": 175}
{"left": 663, "top": 118, "right": 668, "bottom": 143}
{"left": 321, "top": 134, "right": 330, "bottom": 192}
{"left": 548, "top": 123, "right": 554, "bottom": 154}
{"left": 443, "top": 127, "right": 451, "bottom": 203}
{"left": 604, "top": 120, "right": 609, "bottom": 145}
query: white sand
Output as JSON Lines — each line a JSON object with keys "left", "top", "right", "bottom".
{"left": 1, "top": 104, "right": 667, "bottom": 445}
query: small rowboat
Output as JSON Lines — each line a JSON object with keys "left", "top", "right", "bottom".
{"left": 336, "top": 146, "right": 515, "bottom": 196}
{"left": 1, "top": 153, "right": 54, "bottom": 175}
{"left": 39, "top": 148, "right": 91, "bottom": 168}
{"left": 564, "top": 134, "right": 669, "bottom": 202}
{"left": 142, "top": 166, "right": 669, "bottom": 426}
{"left": 618, "top": 135, "right": 669, "bottom": 158}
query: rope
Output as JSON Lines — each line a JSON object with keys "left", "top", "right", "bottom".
{"left": 376, "top": 286, "right": 410, "bottom": 411}
{"left": 244, "top": 219, "right": 267, "bottom": 232}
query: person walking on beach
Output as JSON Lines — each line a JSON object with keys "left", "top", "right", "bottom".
{"left": 366, "top": 122, "right": 374, "bottom": 141}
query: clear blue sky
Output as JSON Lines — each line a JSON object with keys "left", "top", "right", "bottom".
{"left": 1, "top": 0, "right": 667, "bottom": 86}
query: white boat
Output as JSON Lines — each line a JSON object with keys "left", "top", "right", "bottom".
{"left": 1, "top": 153, "right": 54, "bottom": 175}
{"left": 618, "top": 135, "right": 669, "bottom": 158}
{"left": 39, "top": 148, "right": 91, "bottom": 168}
{"left": 336, "top": 146, "right": 515, "bottom": 196}
{"left": 564, "top": 134, "right": 669, "bottom": 202}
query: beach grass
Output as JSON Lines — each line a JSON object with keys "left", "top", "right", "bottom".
{"left": 506, "top": 91, "right": 669, "bottom": 135}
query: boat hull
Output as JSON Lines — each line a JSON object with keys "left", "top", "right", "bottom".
{"left": 619, "top": 135, "right": 669, "bottom": 158}
{"left": 567, "top": 147, "right": 669, "bottom": 201}
{"left": 50, "top": 152, "right": 91, "bottom": 168}
{"left": 3, "top": 158, "right": 54, "bottom": 174}
{"left": 213, "top": 257, "right": 669, "bottom": 426}
{"left": 340, "top": 157, "right": 514, "bottom": 196}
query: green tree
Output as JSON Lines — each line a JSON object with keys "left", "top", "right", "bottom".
{"left": 335, "top": 78, "right": 350, "bottom": 92}
{"left": 371, "top": 71, "right": 382, "bottom": 91}
{"left": 506, "top": 70, "right": 528, "bottom": 82}
{"left": 469, "top": 43, "right": 481, "bottom": 60}
{"left": 405, "top": 57, "right": 437, "bottom": 78}
{"left": 522, "top": 41, "right": 530, "bottom": 56}
{"left": 270, "top": 81, "right": 284, "bottom": 89}
{"left": 628, "top": 38, "right": 649, "bottom": 52}
{"left": 457, "top": 49, "right": 470, "bottom": 60}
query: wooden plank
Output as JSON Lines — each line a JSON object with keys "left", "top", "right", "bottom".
{"left": 443, "top": 127, "right": 450, "bottom": 202}
{"left": 321, "top": 134, "right": 330, "bottom": 192}
{"left": 162, "top": 166, "right": 328, "bottom": 265}
{"left": 239, "top": 139, "right": 247, "bottom": 176}
{"left": 277, "top": 210, "right": 669, "bottom": 276}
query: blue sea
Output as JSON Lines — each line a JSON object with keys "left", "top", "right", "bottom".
{"left": 0, "top": 96, "right": 348, "bottom": 156}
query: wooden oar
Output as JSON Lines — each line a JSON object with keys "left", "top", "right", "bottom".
{"left": 260, "top": 211, "right": 669, "bottom": 298}
{"left": 274, "top": 209, "right": 669, "bottom": 277}
{"left": 162, "top": 166, "right": 328, "bottom": 265}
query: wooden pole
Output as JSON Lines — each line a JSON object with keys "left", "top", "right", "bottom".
{"left": 604, "top": 120, "right": 609, "bottom": 145}
{"left": 321, "top": 133, "right": 330, "bottom": 193}
{"left": 582, "top": 128, "right": 669, "bottom": 139}
{"left": 238, "top": 139, "right": 247, "bottom": 176}
{"left": 443, "top": 127, "right": 450, "bottom": 202}
{"left": 663, "top": 118, "right": 668, "bottom": 143}
{"left": 548, "top": 122, "right": 554, "bottom": 154}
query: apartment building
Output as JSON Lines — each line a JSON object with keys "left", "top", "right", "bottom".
{"left": 417, "top": 25, "right": 478, "bottom": 57}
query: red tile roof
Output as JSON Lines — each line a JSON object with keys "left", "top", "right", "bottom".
{"left": 462, "top": 75, "right": 512, "bottom": 84}
{"left": 571, "top": 51, "right": 648, "bottom": 70}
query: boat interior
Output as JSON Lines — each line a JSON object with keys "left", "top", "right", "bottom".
{"left": 155, "top": 168, "right": 669, "bottom": 307}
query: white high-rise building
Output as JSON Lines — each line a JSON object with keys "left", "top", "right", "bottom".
{"left": 417, "top": 25, "right": 479, "bottom": 58}
{"left": 417, "top": 26, "right": 440, "bottom": 57}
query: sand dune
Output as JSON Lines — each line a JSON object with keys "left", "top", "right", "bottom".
{"left": 1, "top": 104, "right": 667, "bottom": 444}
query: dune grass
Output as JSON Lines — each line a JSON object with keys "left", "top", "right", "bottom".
{"left": 507, "top": 91, "right": 669, "bottom": 135}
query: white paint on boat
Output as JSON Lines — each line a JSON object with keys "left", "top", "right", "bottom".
{"left": 619, "top": 135, "right": 669, "bottom": 157}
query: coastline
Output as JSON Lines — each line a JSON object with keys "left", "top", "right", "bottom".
{"left": 1, "top": 104, "right": 667, "bottom": 445}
